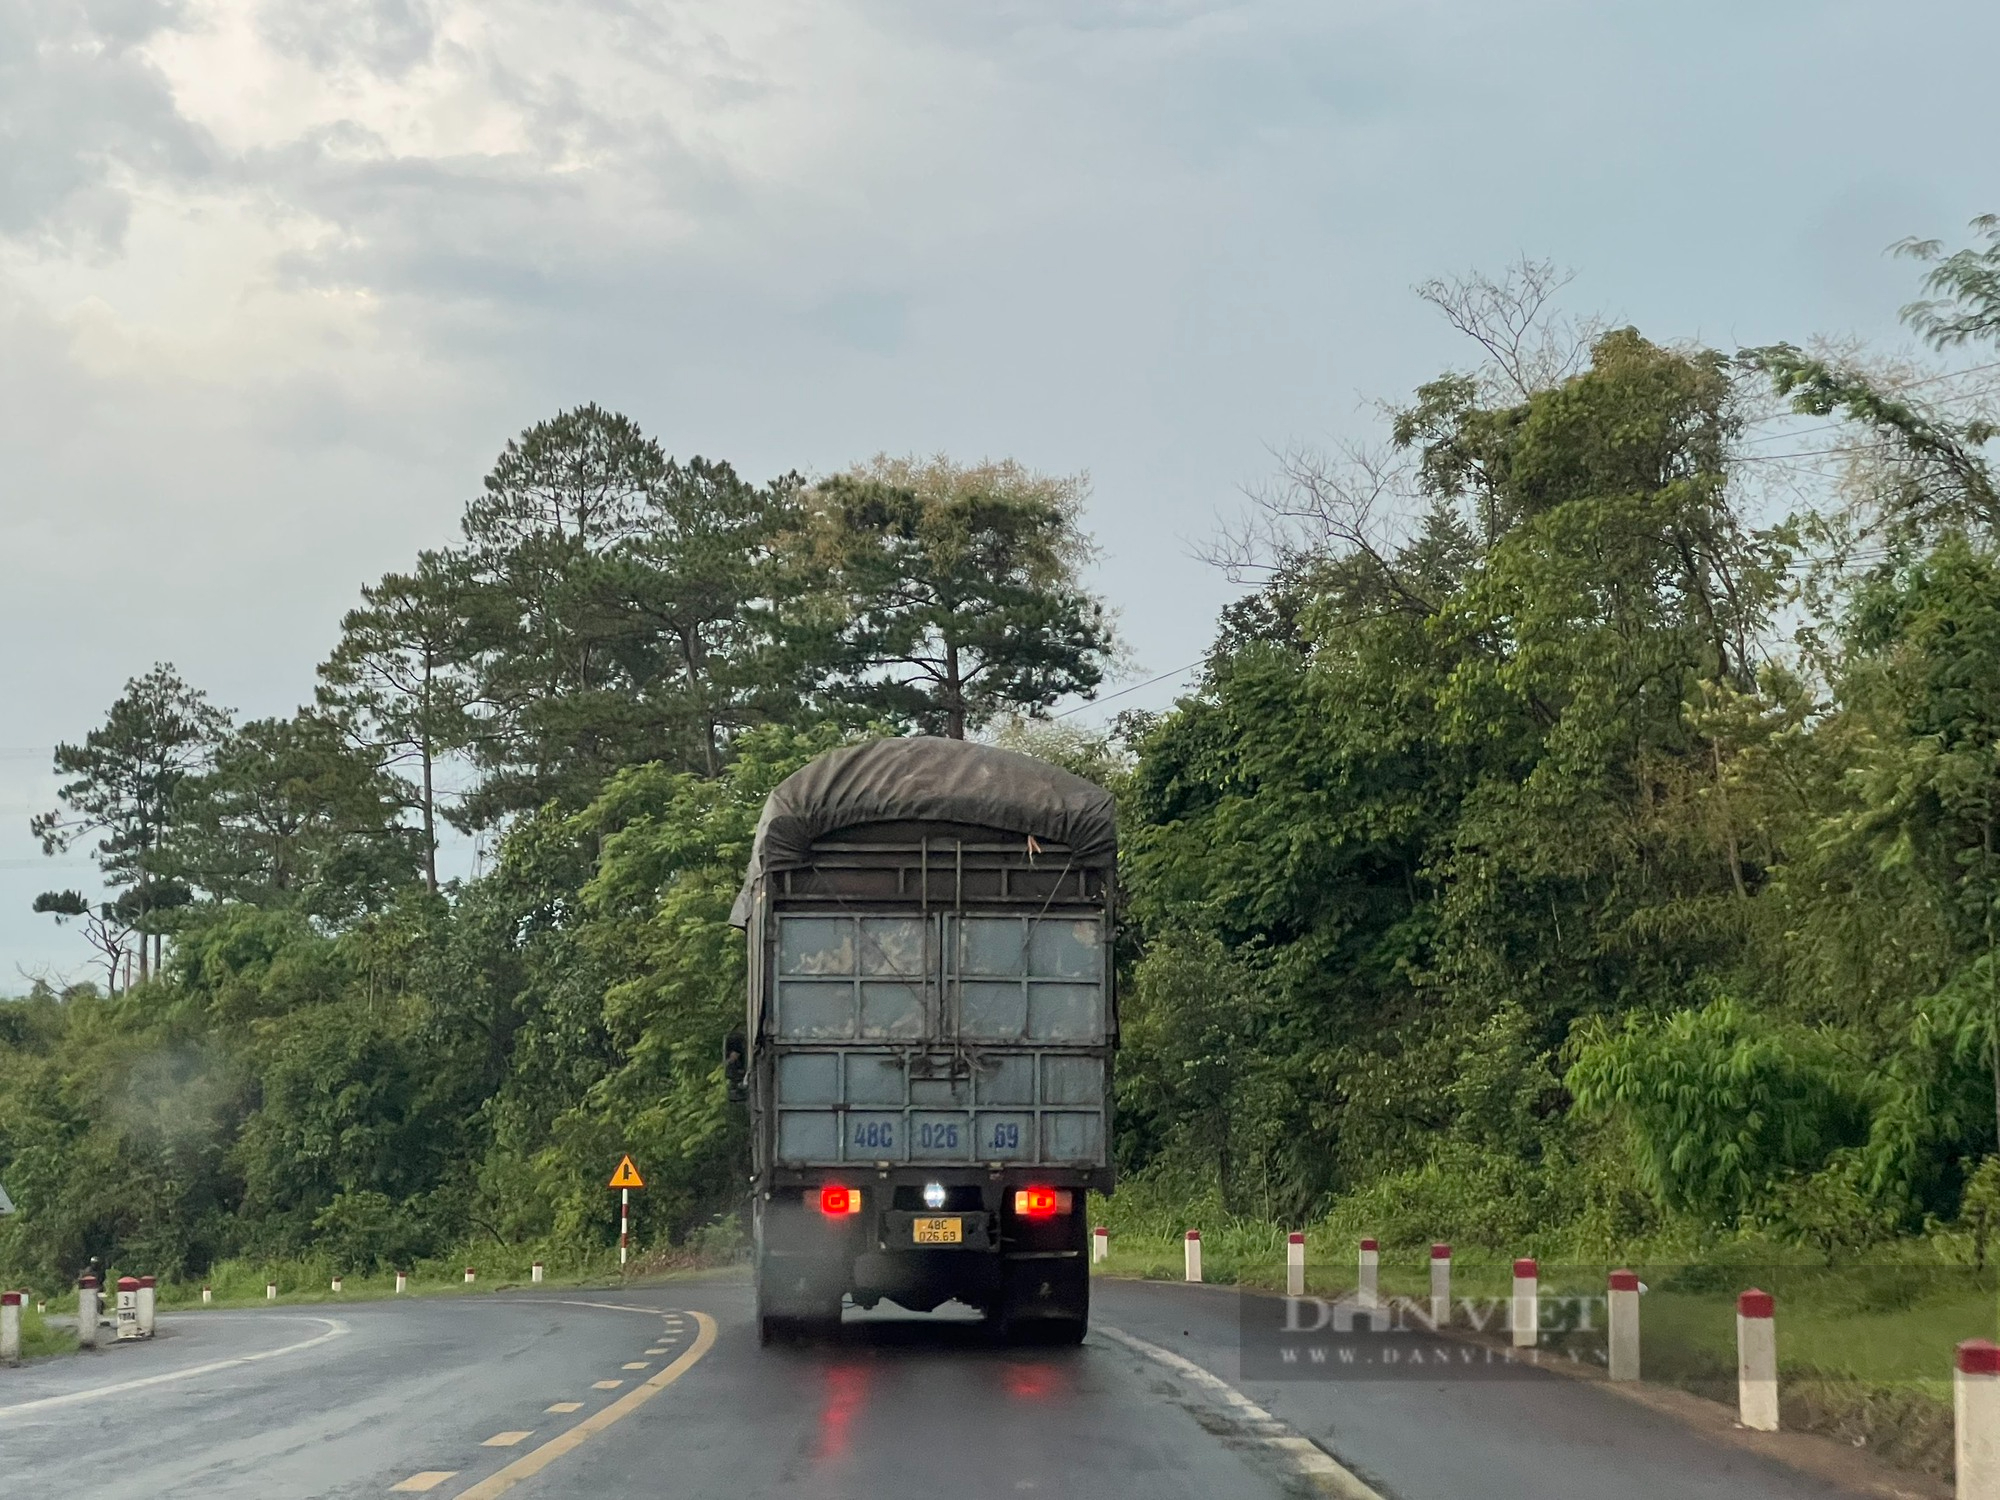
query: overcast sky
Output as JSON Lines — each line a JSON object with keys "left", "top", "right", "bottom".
{"left": 1, "top": 0, "right": 1992, "bottom": 983}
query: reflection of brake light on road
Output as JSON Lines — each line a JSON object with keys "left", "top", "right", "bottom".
{"left": 819, "top": 1185, "right": 862, "bottom": 1216}
{"left": 1014, "top": 1186, "right": 1069, "bottom": 1218}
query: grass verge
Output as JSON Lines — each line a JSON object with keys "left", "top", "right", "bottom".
{"left": 1088, "top": 1196, "right": 1995, "bottom": 1485}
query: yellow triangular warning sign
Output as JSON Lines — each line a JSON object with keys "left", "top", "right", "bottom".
{"left": 608, "top": 1155, "right": 645, "bottom": 1189}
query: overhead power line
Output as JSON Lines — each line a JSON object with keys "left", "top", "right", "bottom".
{"left": 1737, "top": 359, "right": 2000, "bottom": 446}
{"left": 1048, "top": 664, "right": 1200, "bottom": 724}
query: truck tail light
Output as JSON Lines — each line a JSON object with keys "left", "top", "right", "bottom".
{"left": 1013, "top": 1187, "right": 1072, "bottom": 1218}
{"left": 818, "top": 1185, "right": 862, "bottom": 1216}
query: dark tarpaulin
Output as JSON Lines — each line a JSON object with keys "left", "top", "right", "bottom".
{"left": 731, "top": 736, "right": 1117, "bottom": 925}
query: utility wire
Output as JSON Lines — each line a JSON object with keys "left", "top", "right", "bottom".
{"left": 1053, "top": 660, "right": 1206, "bottom": 719}
{"left": 1736, "top": 359, "right": 2000, "bottom": 445}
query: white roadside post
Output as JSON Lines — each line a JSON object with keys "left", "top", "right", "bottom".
{"left": 1607, "top": 1269, "right": 1640, "bottom": 1381}
{"left": 1, "top": 1290, "right": 21, "bottom": 1364}
{"left": 201, "top": 1285, "right": 212, "bottom": 1305}
{"left": 1957, "top": 1338, "right": 2000, "bottom": 1500}
{"left": 1184, "top": 1230, "right": 1203, "bottom": 1283}
{"left": 76, "top": 1275, "right": 100, "bottom": 1349}
{"left": 1737, "top": 1288, "right": 1779, "bottom": 1431}
{"left": 1511, "top": 1258, "right": 1539, "bottom": 1349}
{"left": 1286, "top": 1233, "right": 1306, "bottom": 1298}
{"left": 1092, "top": 1226, "right": 1109, "bottom": 1264}
{"left": 1429, "top": 1244, "right": 1452, "bottom": 1328}
{"left": 1357, "top": 1238, "right": 1379, "bottom": 1309}
{"left": 532, "top": 1261, "right": 544, "bottom": 1284}
{"left": 265, "top": 1280, "right": 277, "bottom": 1301}
{"left": 115, "top": 1276, "right": 140, "bottom": 1341}
{"left": 464, "top": 1267, "right": 476, "bottom": 1285}
{"left": 137, "top": 1275, "right": 156, "bottom": 1338}
{"left": 330, "top": 1275, "right": 343, "bottom": 1294}
{"left": 394, "top": 1270, "right": 408, "bottom": 1295}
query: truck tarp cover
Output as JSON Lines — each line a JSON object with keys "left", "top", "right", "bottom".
{"left": 731, "top": 736, "right": 1116, "bottom": 925}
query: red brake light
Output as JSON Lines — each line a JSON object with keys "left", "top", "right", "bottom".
{"left": 1014, "top": 1186, "right": 1064, "bottom": 1218}
{"left": 818, "top": 1185, "right": 861, "bottom": 1216}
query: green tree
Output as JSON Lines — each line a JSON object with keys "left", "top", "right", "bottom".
{"left": 801, "top": 456, "right": 1116, "bottom": 738}
{"left": 456, "top": 404, "right": 671, "bottom": 824}
{"left": 32, "top": 664, "right": 228, "bottom": 982}
{"left": 601, "top": 457, "right": 804, "bottom": 777}
{"left": 165, "top": 712, "right": 421, "bottom": 921}
{"left": 318, "top": 552, "right": 476, "bottom": 892}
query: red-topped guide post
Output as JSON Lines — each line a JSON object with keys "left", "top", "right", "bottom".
{"left": 1184, "top": 1230, "right": 1202, "bottom": 1283}
{"left": 1511, "top": 1258, "right": 1539, "bottom": 1349}
{"left": 1286, "top": 1233, "right": 1306, "bottom": 1298}
{"left": 1737, "top": 1288, "right": 1778, "bottom": 1431}
{"left": 1958, "top": 1339, "right": 2000, "bottom": 1500}
{"left": 137, "top": 1275, "right": 156, "bottom": 1337}
{"left": 1356, "top": 1239, "right": 1379, "bottom": 1309}
{"left": 1, "top": 1290, "right": 20, "bottom": 1364}
{"left": 1607, "top": 1270, "right": 1640, "bottom": 1381}
{"left": 1092, "top": 1226, "right": 1109, "bottom": 1264}
{"left": 76, "top": 1274, "right": 99, "bottom": 1349}
{"left": 1429, "top": 1244, "right": 1452, "bottom": 1328}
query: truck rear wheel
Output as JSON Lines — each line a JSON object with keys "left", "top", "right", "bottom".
{"left": 997, "top": 1254, "right": 1088, "bottom": 1344}
{"left": 757, "top": 1259, "right": 844, "bottom": 1345}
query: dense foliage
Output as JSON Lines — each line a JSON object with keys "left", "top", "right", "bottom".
{"left": 10, "top": 239, "right": 2000, "bottom": 1287}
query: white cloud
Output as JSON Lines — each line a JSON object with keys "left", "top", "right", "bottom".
{"left": 2, "top": 0, "right": 1997, "bottom": 978}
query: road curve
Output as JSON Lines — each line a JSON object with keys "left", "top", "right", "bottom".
{"left": 0, "top": 1275, "right": 1891, "bottom": 1499}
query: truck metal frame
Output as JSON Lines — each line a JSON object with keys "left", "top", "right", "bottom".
{"left": 743, "top": 824, "right": 1115, "bottom": 1344}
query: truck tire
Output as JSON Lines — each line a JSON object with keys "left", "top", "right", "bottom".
{"left": 756, "top": 1257, "right": 843, "bottom": 1345}
{"left": 997, "top": 1254, "right": 1089, "bottom": 1344}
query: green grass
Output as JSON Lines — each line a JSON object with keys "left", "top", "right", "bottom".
{"left": 17, "top": 1299, "right": 72, "bottom": 1359}
{"left": 1086, "top": 1196, "right": 1999, "bottom": 1483}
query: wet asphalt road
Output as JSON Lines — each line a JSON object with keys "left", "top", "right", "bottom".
{"left": 0, "top": 1275, "right": 1878, "bottom": 1500}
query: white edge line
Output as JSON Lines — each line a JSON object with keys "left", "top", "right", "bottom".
{"left": 1097, "top": 1323, "right": 1389, "bottom": 1500}
{"left": 0, "top": 1317, "right": 349, "bottom": 1417}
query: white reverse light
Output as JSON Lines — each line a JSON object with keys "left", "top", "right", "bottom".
{"left": 922, "top": 1182, "right": 947, "bottom": 1210}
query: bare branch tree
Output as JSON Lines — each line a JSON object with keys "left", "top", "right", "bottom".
{"left": 1200, "top": 442, "right": 1435, "bottom": 612}
{"left": 1413, "top": 258, "right": 1604, "bottom": 401}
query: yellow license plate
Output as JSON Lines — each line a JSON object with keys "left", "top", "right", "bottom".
{"left": 912, "top": 1217, "right": 962, "bottom": 1244}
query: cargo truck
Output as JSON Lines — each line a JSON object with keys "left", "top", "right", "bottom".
{"left": 730, "top": 737, "right": 1117, "bottom": 1344}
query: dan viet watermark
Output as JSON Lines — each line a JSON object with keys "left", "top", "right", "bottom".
{"left": 1243, "top": 1290, "right": 1606, "bottom": 1380}
{"left": 1237, "top": 1264, "right": 2000, "bottom": 1383}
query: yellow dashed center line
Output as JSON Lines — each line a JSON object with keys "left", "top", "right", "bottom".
{"left": 644, "top": 1347, "right": 667, "bottom": 1355}
{"left": 545, "top": 1402, "right": 582, "bottom": 1413}
{"left": 389, "top": 1473, "right": 457, "bottom": 1493}
{"left": 453, "top": 1311, "right": 719, "bottom": 1500}
{"left": 591, "top": 1379, "right": 623, "bottom": 1390}
{"left": 483, "top": 1431, "right": 533, "bottom": 1448}
{"left": 621, "top": 1361, "right": 649, "bottom": 1370}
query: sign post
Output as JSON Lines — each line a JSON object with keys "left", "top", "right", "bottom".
{"left": 608, "top": 1156, "right": 644, "bottom": 1266}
